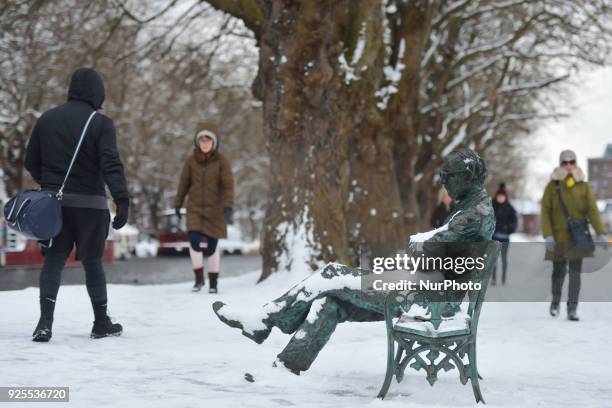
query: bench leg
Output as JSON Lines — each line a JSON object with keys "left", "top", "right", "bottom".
{"left": 377, "top": 333, "right": 395, "bottom": 399}
{"left": 468, "top": 342, "right": 485, "bottom": 404}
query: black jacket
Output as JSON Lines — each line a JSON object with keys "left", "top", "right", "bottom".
{"left": 492, "top": 200, "right": 518, "bottom": 235}
{"left": 24, "top": 68, "right": 128, "bottom": 203}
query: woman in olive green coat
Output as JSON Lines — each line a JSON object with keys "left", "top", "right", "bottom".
{"left": 174, "top": 123, "right": 234, "bottom": 293}
{"left": 541, "top": 150, "right": 607, "bottom": 321}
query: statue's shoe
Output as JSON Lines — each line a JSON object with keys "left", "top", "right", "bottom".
{"left": 272, "top": 358, "right": 301, "bottom": 375}
{"left": 212, "top": 301, "right": 271, "bottom": 344}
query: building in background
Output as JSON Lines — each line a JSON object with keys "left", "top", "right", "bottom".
{"left": 588, "top": 144, "right": 612, "bottom": 200}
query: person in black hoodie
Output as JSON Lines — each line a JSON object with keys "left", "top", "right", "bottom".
{"left": 491, "top": 183, "right": 518, "bottom": 285}
{"left": 25, "top": 68, "right": 129, "bottom": 342}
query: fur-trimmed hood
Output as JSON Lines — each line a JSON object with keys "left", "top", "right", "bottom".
{"left": 550, "top": 166, "right": 586, "bottom": 182}
{"left": 194, "top": 122, "right": 220, "bottom": 151}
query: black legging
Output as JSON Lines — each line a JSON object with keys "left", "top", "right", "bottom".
{"left": 188, "top": 230, "right": 219, "bottom": 256}
{"left": 40, "top": 252, "right": 108, "bottom": 306}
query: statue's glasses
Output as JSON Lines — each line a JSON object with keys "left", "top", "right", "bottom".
{"left": 437, "top": 170, "right": 468, "bottom": 185}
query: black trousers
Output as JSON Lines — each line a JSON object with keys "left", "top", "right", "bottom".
{"left": 39, "top": 207, "right": 110, "bottom": 318}
{"left": 492, "top": 239, "right": 510, "bottom": 283}
{"left": 45, "top": 207, "right": 110, "bottom": 260}
{"left": 551, "top": 259, "right": 582, "bottom": 307}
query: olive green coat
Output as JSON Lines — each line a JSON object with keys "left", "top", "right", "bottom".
{"left": 541, "top": 166, "right": 605, "bottom": 260}
{"left": 174, "top": 149, "right": 234, "bottom": 238}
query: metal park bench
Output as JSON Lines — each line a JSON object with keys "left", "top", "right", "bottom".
{"left": 377, "top": 240, "right": 501, "bottom": 404}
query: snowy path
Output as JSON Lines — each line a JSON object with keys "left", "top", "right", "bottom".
{"left": 1, "top": 270, "right": 611, "bottom": 408}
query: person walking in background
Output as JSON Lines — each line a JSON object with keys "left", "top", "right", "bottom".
{"left": 541, "top": 149, "right": 607, "bottom": 321}
{"left": 174, "top": 123, "right": 234, "bottom": 293}
{"left": 430, "top": 187, "right": 455, "bottom": 228}
{"left": 491, "top": 183, "right": 517, "bottom": 285}
{"left": 25, "top": 68, "right": 129, "bottom": 342}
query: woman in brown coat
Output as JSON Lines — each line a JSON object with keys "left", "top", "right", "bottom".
{"left": 174, "top": 123, "right": 234, "bottom": 293}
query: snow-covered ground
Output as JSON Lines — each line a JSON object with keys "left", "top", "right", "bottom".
{"left": 1, "top": 269, "right": 611, "bottom": 408}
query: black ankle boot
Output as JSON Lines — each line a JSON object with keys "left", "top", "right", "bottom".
{"left": 208, "top": 272, "right": 218, "bottom": 293}
{"left": 549, "top": 302, "right": 560, "bottom": 317}
{"left": 193, "top": 267, "right": 204, "bottom": 292}
{"left": 32, "top": 317, "right": 53, "bottom": 342}
{"left": 91, "top": 316, "right": 123, "bottom": 338}
{"left": 90, "top": 302, "right": 123, "bottom": 338}
{"left": 567, "top": 304, "right": 580, "bottom": 321}
{"left": 33, "top": 296, "right": 56, "bottom": 342}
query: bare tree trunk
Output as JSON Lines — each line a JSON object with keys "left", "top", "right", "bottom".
{"left": 258, "top": 1, "right": 353, "bottom": 280}
{"left": 344, "top": 2, "right": 406, "bottom": 253}
{"left": 388, "top": 1, "right": 431, "bottom": 235}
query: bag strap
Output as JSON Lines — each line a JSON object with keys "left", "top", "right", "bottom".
{"left": 57, "top": 111, "right": 96, "bottom": 199}
{"left": 555, "top": 181, "right": 571, "bottom": 221}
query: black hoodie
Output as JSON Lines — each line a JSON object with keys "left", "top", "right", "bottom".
{"left": 24, "top": 68, "right": 128, "bottom": 203}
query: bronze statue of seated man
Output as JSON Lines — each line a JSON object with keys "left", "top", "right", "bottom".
{"left": 212, "top": 149, "right": 496, "bottom": 375}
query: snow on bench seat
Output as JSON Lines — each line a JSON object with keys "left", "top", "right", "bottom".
{"left": 392, "top": 304, "right": 471, "bottom": 338}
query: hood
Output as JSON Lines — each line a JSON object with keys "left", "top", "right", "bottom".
{"left": 550, "top": 166, "right": 586, "bottom": 182}
{"left": 67, "top": 68, "right": 105, "bottom": 109}
{"left": 194, "top": 122, "right": 220, "bottom": 151}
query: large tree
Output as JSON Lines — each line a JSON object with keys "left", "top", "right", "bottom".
{"left": 201, "top": 0, "right": 612, "bottom": 281}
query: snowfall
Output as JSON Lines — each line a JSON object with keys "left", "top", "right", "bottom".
{"left": 1, "top": 264, "right": 611, "bottom": 408}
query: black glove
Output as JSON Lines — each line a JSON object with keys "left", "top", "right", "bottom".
{"left": 112, "top": 199, "right": 129, "bottom": 230}
{"left": 175, "top": 207, "right": 182, "bottom": 220}
{"left": 223, "top": 207, "right": 233, "bottom": 224}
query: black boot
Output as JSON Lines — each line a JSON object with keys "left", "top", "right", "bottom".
{"left": 192, "top": 267, "right": 204, "bottom": 292}
{"left": 549, "top": 302, "right": 560, "bottom": 317}
{"left": 208, "top": 272, "right": 218, "bottom": 294}
{"left": 91, "top": 317, "right": 123, "bottom": 338}
{"left": 567, "top": 304, "right": 580, "bottom": 321}
{"left": 32, "top": 317, "right": 53, "bottom": 342}
{"left": 33, "top": 296, "right": 56, "bottom": 342}
{"left": 91, "top": 303, "right": 123, "bottom": 338}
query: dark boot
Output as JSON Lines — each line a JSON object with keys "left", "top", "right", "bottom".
{"left": 567, "top": 304, "right": 580, "bottom": 321}
{"left": 91, "top": 317, "right": 123, "bottom": 338}
{"left": 33, "top": 296, "right": 56, "bottom": 342}
{"left": 192, "top": 267, "right": 204, "bottom": 292}
{"left": 208, "top": 272, "right": 218, "bottom": 294}
{"left": 32, "top": 317, "right": 53, "bottom": 342}
{"left": 91, "top": 303, "right": 123, "bottom": 338}
{"left": 549, "top": 302, "right": 560, "bottom": 317}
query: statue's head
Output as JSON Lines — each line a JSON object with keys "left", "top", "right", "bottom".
{"left": 438, "top": 149, "right": 487, "bottom": 200}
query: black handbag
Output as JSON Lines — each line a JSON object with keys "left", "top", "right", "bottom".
{"left": 3, "top": 111, "right": 97, "bottom": 241}
{"left": 555, "top": 181, "right": 595, "bottom": 252}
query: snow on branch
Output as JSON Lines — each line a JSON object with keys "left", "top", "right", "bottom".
{"left": 498, "top": 75, "right": 569, "bottom": 94}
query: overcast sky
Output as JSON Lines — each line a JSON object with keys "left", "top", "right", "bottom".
{"left": 524, "top": 66, "right": 612, "bottom": 200}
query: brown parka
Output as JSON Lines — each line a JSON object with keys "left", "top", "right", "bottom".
{"left": 174, "top": 124, "right": 234, "bottom": 239}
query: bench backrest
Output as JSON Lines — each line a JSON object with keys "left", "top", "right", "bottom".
{"left": 466, "top": 240, "right": 501, "bottom": 328}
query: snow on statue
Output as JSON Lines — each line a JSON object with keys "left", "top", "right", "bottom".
{"left": 213, "top": 149, "right": 496, "bottom": 375}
